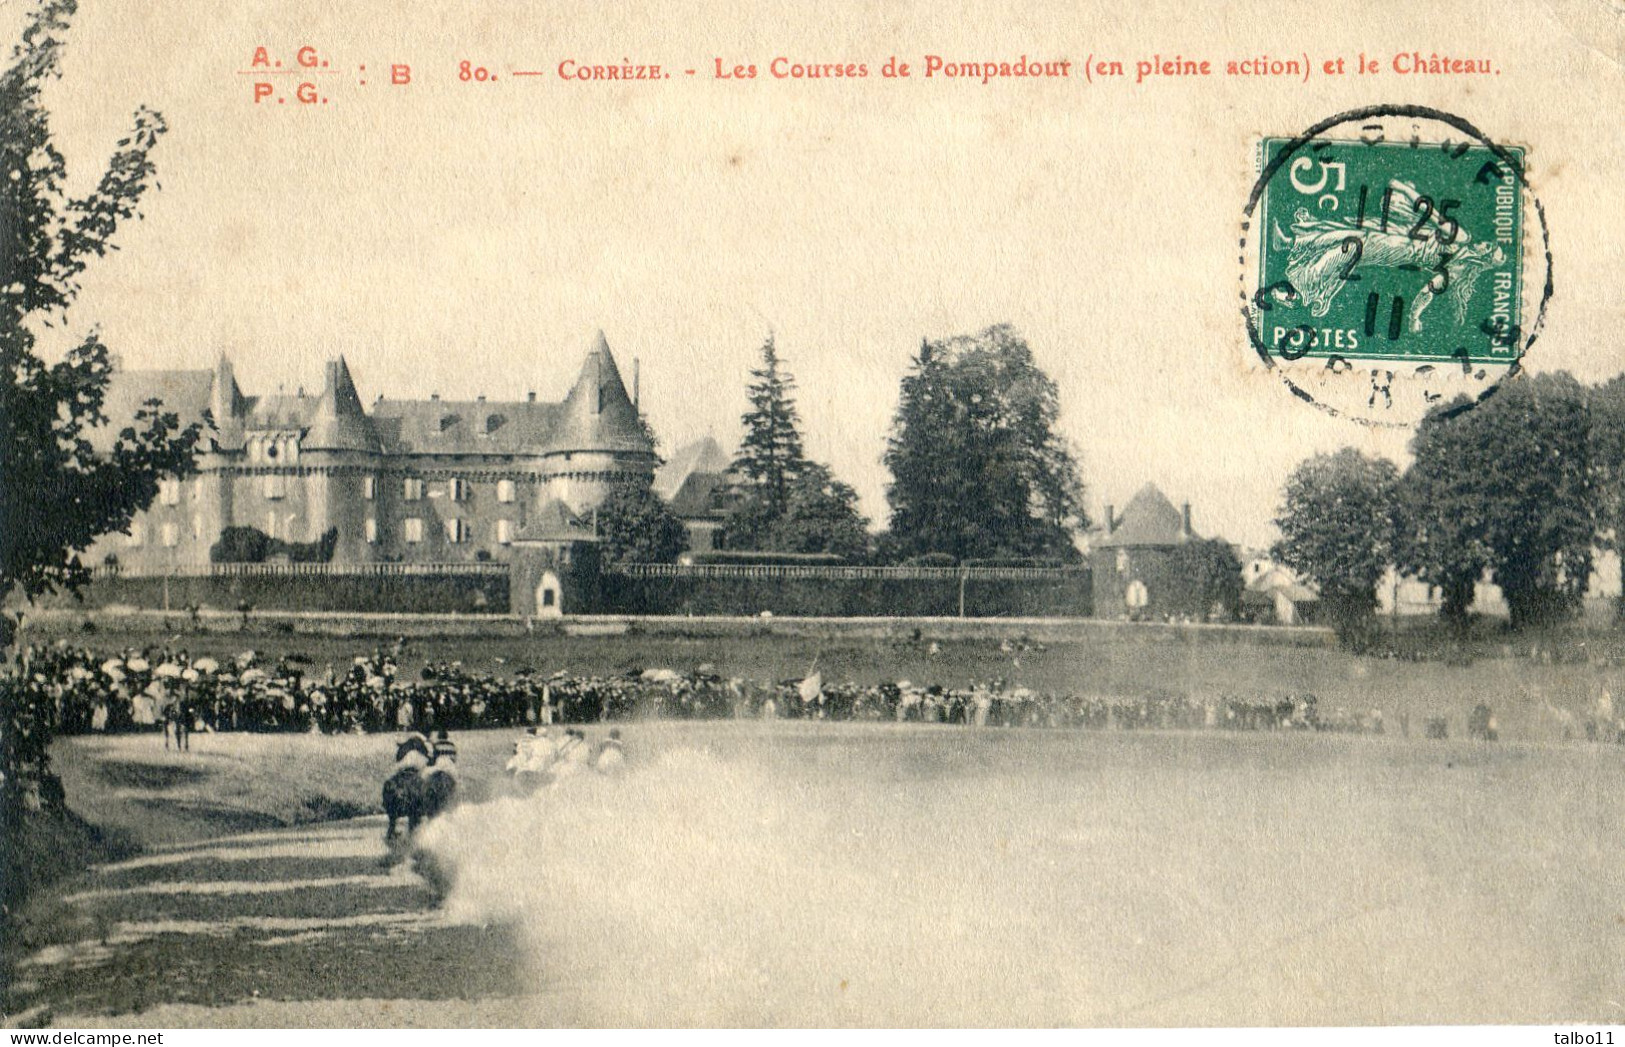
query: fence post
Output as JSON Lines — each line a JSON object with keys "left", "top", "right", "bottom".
{"left": 959, "top": 567, "right": 967, "bottom": 618}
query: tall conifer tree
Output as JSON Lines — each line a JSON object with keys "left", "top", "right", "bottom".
{"left": 730, "top": 334, "right": 808, "bottom": 521}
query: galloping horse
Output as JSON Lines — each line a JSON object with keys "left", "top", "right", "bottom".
{"left": 383, "top": 732, "right": 459, "bottom": 840}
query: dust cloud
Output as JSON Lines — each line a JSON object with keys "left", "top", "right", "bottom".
{"left": 416, "top": 744, "right": 1092, "bottom": 1026}
{"left": 414, "top": 728, "right": 1625, "bottom": 1026}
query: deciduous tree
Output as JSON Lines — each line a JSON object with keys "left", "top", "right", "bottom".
{"left": 595, "top": 482, "right": 689, "bottom": 566}
{"left": 1396, "top": 402, "right": 1492, "bottom": 625}
{"left": 1588, "top": 375, "right": 1625, "bottom": 619}
{"left": 883, "top": 325, "right": 1085, "bottom": 563}
{"left": 772, "top": 463, "right": 870, "bottom": 561}
{"left": 1166, "top": 537, "right": 1243, "bottom": 622}
{"left": 1272, "top": 449, "right": 1400, "bottom": 642}
{"left": 1401, "top": 374, "right": 1597, "bottom": 630}
{"left": 1, "top": 0, "right": 201, "bottom": 811}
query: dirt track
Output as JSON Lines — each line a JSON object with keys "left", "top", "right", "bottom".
{"left": 7, "top": 722, "right": 1624, "bottom": 1027}
{"left": 4, "top": 816, "right": 525, "bottom": 1026}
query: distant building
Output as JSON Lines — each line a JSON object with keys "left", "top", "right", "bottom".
{"left": 1091, "top": 483, "right": 1201, "bottom": 620}
{"left": 653, "top": 436, "right": 735, "bottom": 553}
{"left": 89, "top": 332, "right": 657, "bottom": 572}
{"left": 1240, "top": 556, "right": 1320, "bottom": 625}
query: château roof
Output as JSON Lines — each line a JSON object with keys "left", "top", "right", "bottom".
{"left": 370, "top": 398, "right": 563, "bottom": 456}
{"left": 92, "top": 333, "right": 656, "bottom": 461}
{"left": 93, "top": 368, "right": 215, "bottom": 452}
{"left": 666, "top": 470, "right": 732, "bottom": 520}
{"left": 1096, "top": 483, "right": 1195, "bottom": 548}
{"left": 305, "top": 357, "right": 380, "bottom": 453}
{"left": 653, "top": 436, "right": 736, "bottom": 520}
{"left": 512, "top": 497, "right": 597, "bottom": 543}
{"left": 550, "top": 331, "right": 653, "bottom": 456}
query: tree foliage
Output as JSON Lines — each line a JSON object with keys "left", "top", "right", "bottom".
{"left": 595, "top": 482, "right": 689, "bottom": 566}
{"left": 720, "top": 336, "right": 868, "bottom": 558}
{"left": 2, "top": 0, "right": 199, "bottom": 817}
{"left": 1, "top": 0, "right": 201, "bottom": 640}
{"left": 1400, "top": 375, "right": 1597, "bottom": 630}
{"left": 757, "top": 463, "right": 871, "bottom": 561}
{"left": 1272, "top": 448, "right": 1400, "bottom": 638}
{"left": 1588, "top": 375, "right": 1625, "bottom": 618}
{"left": 730, "top": 334, "right": 806, "bottom": 520}
{"left": 1397, "top": 403, "right": 1494, "bottom": 624}
{"left": 1165, "top": 537, "right": 1244, "bottom": 622}
{"left": 209, "top": 525, "right": 338, "bottom": 564}
{"left": 883, "top": 324, "right": 1086, "bottom": 563}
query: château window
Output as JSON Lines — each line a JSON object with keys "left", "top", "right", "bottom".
{"left": 159, "top": 479, "right": 181, "bottom": 506}
{"left": 364, "top": 518, "right": 378, "bottom": 544}
{"left": 449, "top": 478, "right": 471, "bottom": 502}
{"left": 496, "top": 479, "right": 516, "bottom": 503}
{"left": 363, "top": 476, "right": 377, "bottom": 500}
{"left": 403, "top": 478, "right": 424, "bottom": 501}
{"left": 403, "top": 518, "right": 424, "bottom": 544}
{"left": 161, "top": 523, "right": 178, "bottom": 548}
{"left": 263, "top": 474, "right": 287, "bottom": 500}
{"left": 496, "top": 519, "right": 513, "bottom": 545}
{"left": 446, "top": 518, "right": 472, "bottom": 543}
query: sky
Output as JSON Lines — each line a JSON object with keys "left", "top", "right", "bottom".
{"left": 13, "top": 0, "right": 1625, "bottom": 549}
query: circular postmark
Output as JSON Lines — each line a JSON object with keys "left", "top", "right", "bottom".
{"left": 1239, "top": 104, "right": 1552, "bottom": 427}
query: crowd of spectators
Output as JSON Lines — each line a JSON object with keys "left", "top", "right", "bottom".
{"left": 9, "top": 638, "right": 1574, "bottom": 743}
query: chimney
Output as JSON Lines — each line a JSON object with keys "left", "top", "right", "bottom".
{"left": 1182, "top": 502, "right": 1193, "bottom": 536}
{"left": 527, "top": 391, "right": 536, "bottom": 403}
{"left": 430, "top": 393, "right": 440, "bottom": 401}
{"left": 1105, "top": 505, "right": 1116, "bottom": 533}
{"left": 477, "top": 394, "right": 486, "bottom": 402}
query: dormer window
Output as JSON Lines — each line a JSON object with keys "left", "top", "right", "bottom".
{"left": 439, "top": 414, "right": 459, "bottom": 432}
{"left": 485, "top": 413, "right": 506, "bottom": 435}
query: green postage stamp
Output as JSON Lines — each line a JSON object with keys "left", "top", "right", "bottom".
{"left": 1256, "top": 137, "right": 1522, "bottom": 364}
{"left": 1241, "top": 106, "right": 1549, "bottom": 425}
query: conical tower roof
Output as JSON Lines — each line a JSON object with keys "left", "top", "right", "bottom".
{"left": 305, "top": 356, "right": 380, "bottom": 452}
{"left": 208, "top": 352, "right": 246, "bottom": 448}
{"left": 549, "top": 332, "right": 655, "bottom": 456}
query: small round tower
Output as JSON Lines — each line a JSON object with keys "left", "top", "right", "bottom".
{"left": 543, "top": 331, "right": 657, "bottom": 516}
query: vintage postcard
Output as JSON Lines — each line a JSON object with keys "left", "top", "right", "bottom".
{"left": 2, "top": 0, "right": 1623, "bottom": 1035}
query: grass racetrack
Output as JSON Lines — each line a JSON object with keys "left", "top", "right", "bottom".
{"left": 5, "top": 719, "right": 1622, "bottom": 1027}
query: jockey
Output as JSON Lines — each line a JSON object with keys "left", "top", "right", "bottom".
{"left": 431, "top": 729, "right": 458, "bottom": 765}
{"left": 507, "top": 727, "right": 556, "bottom": 775}
{"left": 396, "top": 731, "right": 432, "bottom": 770}
{"left": 590, "top": 728, "right": 626, "bottom": 774}
{"left": 549, "top": 729, "right": 591, "bottom": 785}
